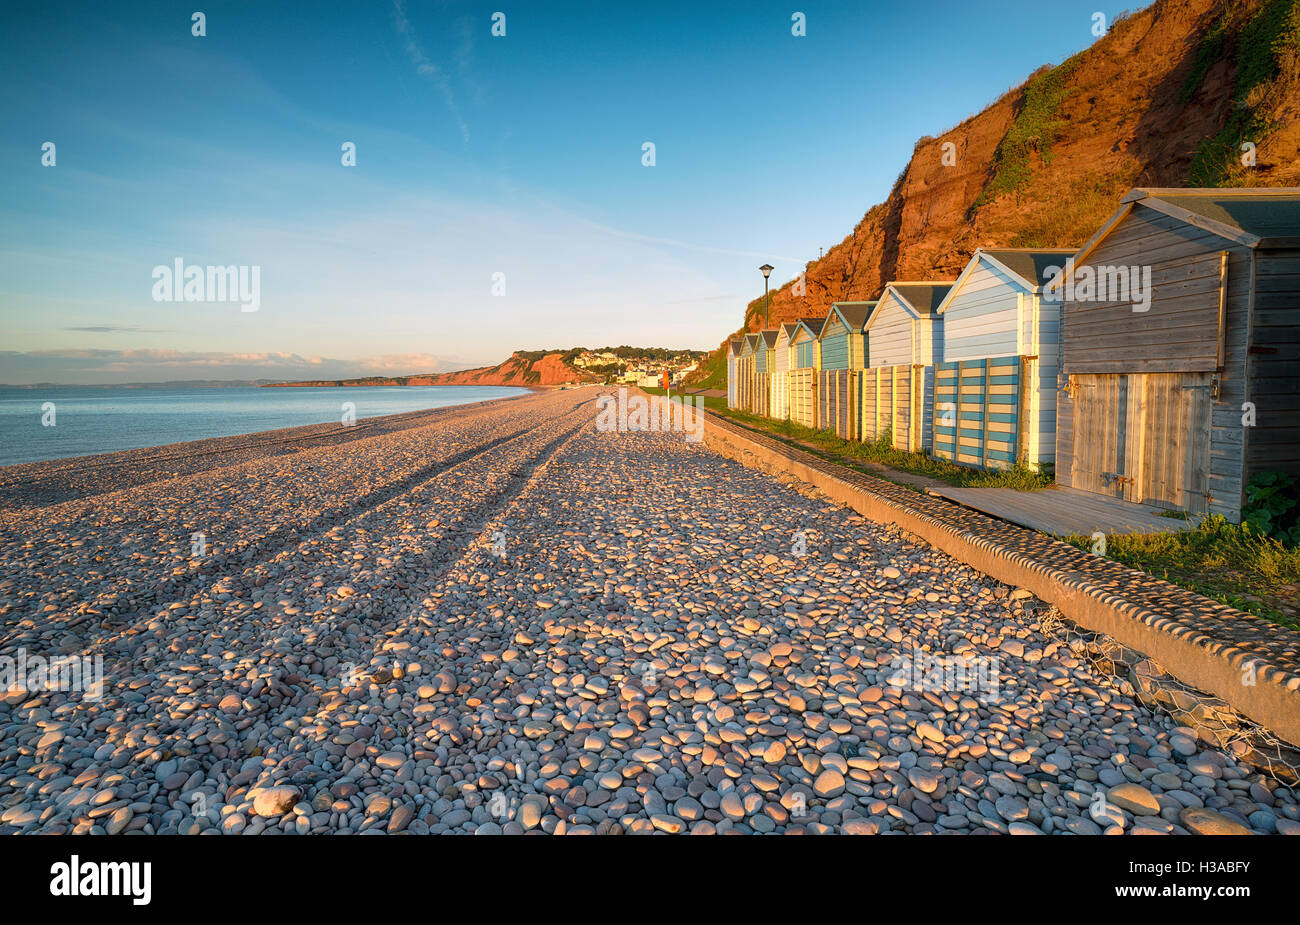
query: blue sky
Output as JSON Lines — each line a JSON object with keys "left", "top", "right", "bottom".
{"left": 1, "top": 0, "right": 1123, "bottom": 383}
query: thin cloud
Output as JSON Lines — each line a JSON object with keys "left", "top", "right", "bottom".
{"left": 392, "top": 0, "right": 471, "bottom": 143}
{"left": 63, "top": 324, "right": 177, "bottom": 334}
{"left": 0, "top": 349, "right": 455, "bottom": 385}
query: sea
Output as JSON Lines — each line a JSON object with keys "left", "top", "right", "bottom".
{"left": 0, "top": 385, "right": 530, "bottom": 467}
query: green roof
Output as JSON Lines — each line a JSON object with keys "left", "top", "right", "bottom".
{"left": 825, "top": 301, "right": 876, "bottom": 334}
{"left": 981, "top": 248, "right": 1077, "bottom": 289}
{"left": 886, "top": 282, "right": 953, "bottom": 316}
{"left": 1125, "top": 187, "right": 1300, "bottom": 246}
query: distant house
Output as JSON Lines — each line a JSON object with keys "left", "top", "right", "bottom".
{"left": 818, "top": 302, "right": 873, "bottom": 439}
{"left": 866, "top": 282, "right": 952, "bottom": 451}
{"left": 1053, "top": 187, "right": 1300, "bottom": 521}
{"left": 935, "top": 247, "right": 1075, "bottom": 470}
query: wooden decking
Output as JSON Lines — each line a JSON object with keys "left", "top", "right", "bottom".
{"left": 927, "top": 484, "right": 1192, "bottom": 537}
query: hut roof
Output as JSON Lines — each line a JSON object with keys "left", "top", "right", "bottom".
{"left": 760, "top": 330, "right": 780, "bottom": 348}
{"left": 979, "top": 248, "right": 1077, "bottom": 290}
{"left": 875, "top": 282, "right": 953, "bottom": 321}
{"left": 1047, "top": 188, "right": 1300, "bottom": 297}
{"left": 821, "top": 301, "right": 876, "bottom": 336}
{"left": 1123, "top": 187, "right": 1300, "bottom": 247}
{"left": 791, "top": 317, "right": 823, "bottom": 341}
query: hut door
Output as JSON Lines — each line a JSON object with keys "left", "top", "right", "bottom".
{"left": 1069, "top": 376, "right": 1118, "bottom": 499}
{"left": 1122, "top": 373, "right": 1212, "bottom": 513}
{"left": 1070, "top": 372, "right": 1211, "bottom": 512}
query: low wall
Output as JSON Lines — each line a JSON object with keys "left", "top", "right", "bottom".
{"left": 702, "top": 412, "right": 1300, "bottom": 749}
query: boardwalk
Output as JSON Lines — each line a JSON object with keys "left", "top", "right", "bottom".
{"left": 928, "top": 485, "right": 1192, "bottom": 537}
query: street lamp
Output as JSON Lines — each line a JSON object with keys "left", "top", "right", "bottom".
{"left": 759, "top": 264, "right": 774, "bottom": 326}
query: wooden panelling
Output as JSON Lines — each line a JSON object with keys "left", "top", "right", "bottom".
{"left": 1067, "top": 372, "right": 1212, "bottom": 513}
{"left": 857, "top": 365, "right": 914, "bottom": 450}
{"left": 932, "top": 356, "right": 1020, "bottom": 469}
{"left": 788, "top": 368, "right": 817, "bottom": 429}
{"left": 1246, "top": 248, "right": 1300, "bottom": 477}
{"left": 1061, "top": 251, "right": 1227, "bottom": 374}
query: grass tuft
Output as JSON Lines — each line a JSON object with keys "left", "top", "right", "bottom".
{"left": 1184, "top": 0, "right": 1300, "bottom": 186}
{"left": 971, "top": 57, "right": 1081, "bottom": 211}
{"left": 1064, "top": 516, "right": 1300, "bottom": 629}
{"left": 714, "top": 405, "right": 1053, "bottom": 491}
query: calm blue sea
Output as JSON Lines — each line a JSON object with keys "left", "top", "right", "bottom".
{"left": 0, "top": 386, "right": 529, "bottom": 467}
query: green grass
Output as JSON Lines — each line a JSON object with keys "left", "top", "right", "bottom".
{"left": 638, "top": 386, "right": 728, "bottom": 413}
{"left": 700, "top": 402, "right": 1052, "bottom": 491}
{"left": 1183, "top": 0, "right": 1300, "bottom": 186}
{"left": 972, "top": 56, "right": 1081, "bottom": 210}
{"left": 1007, "top": 173, "right": 1130, "bottom": 249}
{"left": 1063, "top": 516, "right": 1300, "bottom": 629}
{"left": 684, "top": 348, "right": 728, "bottom": 391}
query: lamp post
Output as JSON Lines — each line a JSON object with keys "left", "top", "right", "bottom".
{"left": 759, "top": 263, "right": 774, "bottom": 327}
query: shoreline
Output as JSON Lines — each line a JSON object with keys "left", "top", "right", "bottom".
{"left": 0, "top": 386, "right": 539, "bottom": 479}
{"left": 0, "top": 387, "right": 555, "bottom": 510}
{"left": 261, "top": 382, "right": 553, "bottom": 391}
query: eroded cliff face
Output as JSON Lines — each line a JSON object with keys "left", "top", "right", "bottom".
{"left": 268, "top": 352, "right": 594, "bottom": 388}
{"left": 423, "top": 352, "right": 594, "bottom": 386}
{"left": 712, "top": 0, "right": 1299, "bottom": 355}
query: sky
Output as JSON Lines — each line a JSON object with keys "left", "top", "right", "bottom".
{"left": 1, "top": 0, "right": 1125, "bottom": 384}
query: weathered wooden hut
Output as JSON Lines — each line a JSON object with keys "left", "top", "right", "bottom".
{"left": 726, "top": 338, "right": 743, "bottom": 410}
{"left": 1053, "top": 187, "right": 1300, "bottom": 521}
{"left": 770, "top": 322, "right": 798, "bottom": 420}
{"left": 787, "top": 317, "right": 823, "bottom": 428}
{"left": 817, "top": 302, "right": 873, "bottom": 439}
{"left": 864, "top": 282, "right": 952, "bottom": 451}
{"left": 934, "top": 247, "right": 1075, "bottom": 470}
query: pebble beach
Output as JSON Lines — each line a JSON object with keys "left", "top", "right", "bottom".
{"left": 0, "top": 386, "right": 1295, "bottom": 835}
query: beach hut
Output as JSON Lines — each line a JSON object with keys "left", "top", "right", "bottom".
{"left": 864, "top": 282, "right": 952, "bottom": 451}
{"left": 770, "top": 322, "right": 798, "bottom": 420}
{"left": 817, "top": 302, "right": 873, "bottom": 439}
{"left": 726, "top": 338, "right": 744, "bottom": 410}
{"left": 733, "top": 335, "right": 754, "bottom": 413}
{"left": 740, "top": 333, "right": 762, "bottom": 414}
{"left": 787, "top": 317, "right": 823, "bottom": 428}
{"left": 933, "top": 247, "right": 1075, "bottom": 470}
{"left": 1052, "top": 187, "right": 1300, "bottom": 521}
{"left": 753, "top": 329, "right": 779, "bottom": 417}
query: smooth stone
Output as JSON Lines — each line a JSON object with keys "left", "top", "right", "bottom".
{"left": 1107, "top": 783, "right": 1160, "bottom": 816}
{"left": 251, "top": 787, "right": 300, "bottom": 818}
{"left": 1179, "top": 807, "right": 1253, "bottom": 836}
